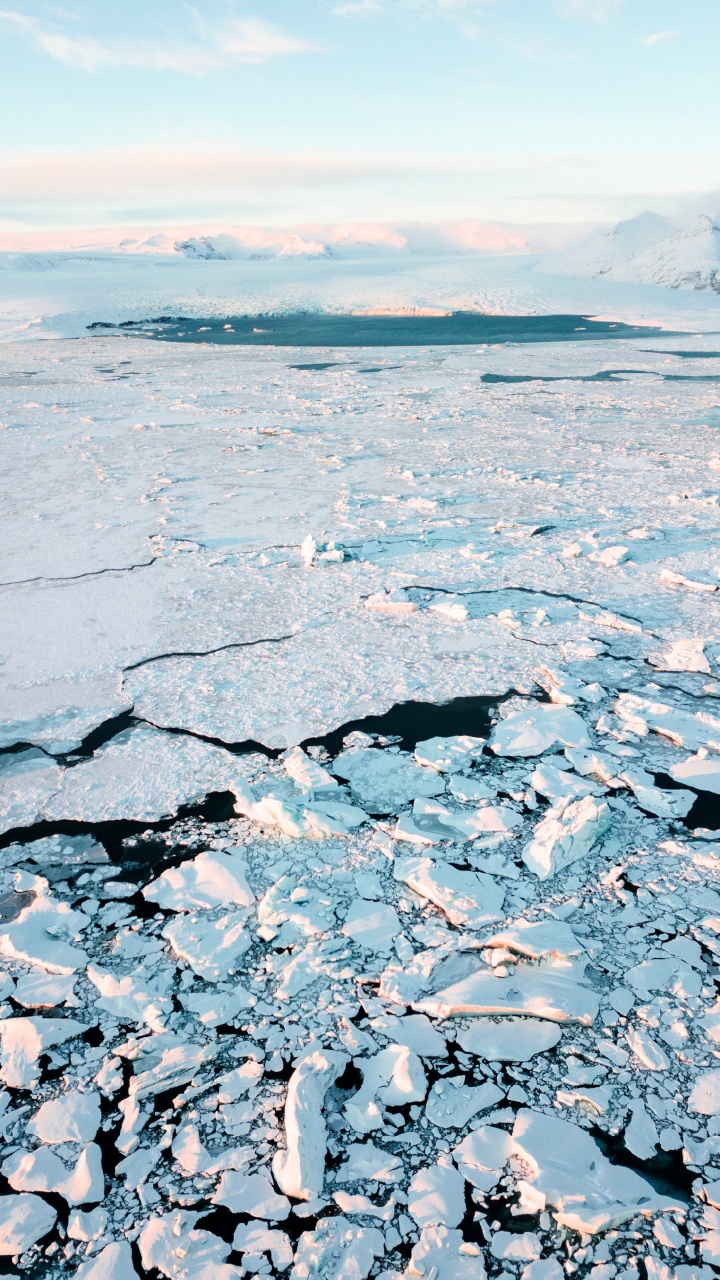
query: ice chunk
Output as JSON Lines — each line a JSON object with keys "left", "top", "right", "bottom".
{"left": 143, "top": 849, "right": 254, "bottom": 911}
{"left": 28, "top": 1090, "right": 101, "bottom": 1144}
{"left": 0, "top": 1192, "right": 57, "bottom": 1256}
{"left": 0, "top": 1016, "right": 88, "bottom": 1088}
{"left": 336, "top": 1142, "right": 403, "bottom": 1184}
{"left": 129, "top": 1038, "right": 221, "bottom": 1099}
{"left": 67, "top": 1208, "right": 107, "bottom": 1241}
{"left": 162, "top": 909, "right": 251, "bottom": 980}
{"left": 615, "top": 693, "right": 720, "bottom": 751}
{"left": 625, "top": 1028, "right": 671, "bottom": 1072}
{"left": 283, "top": 746, "right": 338, "bottom": 793}
{"left": 625, "top": 957, "right": 701, "bottom": 999}
{"left": 408, "top": 1161, "right": 466, "bottom": 1228}
{"left": 345, "top": 1045, "right": 427, "bottom": 1134}
{"left": 0, "top": 893, "right": 89, "bottom": 974}
{"left": 670, "top": 754, "right": 720, "bottom": 795}
{"left": 290, "top": 1216, "right": 384, "bottom": 1280}
{"left": 490, "top": 706, "right": 590, "bottom": 757}
{"left": 415, "top": 959, "right": 599, "bottom": 1025}
{"left": 372, "top": 1012, "right": 447, "bottom": 1058}
{"left": 233, "top": 1223, "right": 293, "bottom": 1272}
{"left": 648, "top": 638, "right": 710, "bottom": 674}
{"left": 522, "top": 795, "right": 610, "bottom": 880}
{"left": 333, "top": 747, "right": 444, "bottom": 811}
{"left": 87, "top": 965, "right": 174, "bottom": 1029}
{"left": 273, "top": 1049, "right": 348, "bottom": 1200}
{"left": 3, "top": 1143, "right": 104, "bottom": 1206}
{"left": 491, "top": 1231, "right": 542, "bottom": 1261}
{"left": 403, "top": 1225, "right": 486, "bottom": 1280}
{"left": 512, "top": 1109, "right": 680, "bottom": 1233}
{"left": 0, "top": 748, "right": 63, "bottom": 836}
{"left": 139, "top": 1209, "right": 233, "bottom": 1279}
{"left": 180, "top": 987, "right": 251, "bottom": 1027}
{"left": 619, "top": 766, "right": 695, "bottom": 818}
{"left": 457, "top": 1019, "right": 562, "bottom": 1061}
{"left": 565, "top": 747, "right": 623, "bottom": 787}
{"left": 75, "top": 1241, "right": 140, "bottom": 1280}
{"left": 690, "top": 1070, "right": 720, "bottom": 1115}
{"left": 448, "top": 774, "right": 497, "bottom": 802}
{"left": 530, "top": 761, "right": 603, "bottom": 802}
{"left": 342, "top": 899, "right": 401, "bottom": 951}
{"left": 213, "top": 1170, "right": 290, "bottom": 1221}
{"left": 13, "top": 971, "right": 76, "bottom": 1008}
{"left": 414, "top": 736, "right": 486, "bottom": 773}
{"left": 453, "top": 1125, "right": 513, "bottom": 1191}
{"left": 258, "top": 875, "right": 335, "bottom": 939}
{"left": 394, "top": 856, "right": 505, "bottom": 928}
{"left": 624, "top": 1101, "right": 659, "bottom": 1160}
{"left": 485, "top": 919, "right": 590, "bottom": 962}
{"left": 425, "top": 1077, "right": 503, "bottom": 1128}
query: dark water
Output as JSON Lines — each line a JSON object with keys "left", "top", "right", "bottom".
{"left": 88, "top": 312, "right": 677, "bottom": 347}
{"left": 641, "top": 349, "right": 720, "bottom": 359}
{"left": 482, "top": 370, "right": 720, "bottom": 385}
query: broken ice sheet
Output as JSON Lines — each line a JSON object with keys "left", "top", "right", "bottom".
{"left": 394, "top": 854, "right": 505, "bottom": 926}
{"left": 333, "top": 744, "right": 445, "bottom": 811}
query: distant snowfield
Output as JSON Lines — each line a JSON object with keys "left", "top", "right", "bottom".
{"left": 1, "top": 247, "right": 720, "bottom": 343}
{"left": 3, "top": 325, "right": 720, "bottom": 1275}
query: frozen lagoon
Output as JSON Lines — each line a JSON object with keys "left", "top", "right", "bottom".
{"left": 2, "top": 324, "right": 720, "bottom": 1277}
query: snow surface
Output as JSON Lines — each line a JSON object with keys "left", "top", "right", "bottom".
{"left": 2, "top": 314, "right": 720, "bottom": 1277}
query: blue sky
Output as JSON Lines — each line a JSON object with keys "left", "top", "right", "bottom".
{"left": 0, "top": 0, "right": 718, "bottom": 230}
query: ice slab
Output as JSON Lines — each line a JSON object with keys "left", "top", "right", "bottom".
{"left": 490, "top": 706, "right": 591, "bottom": 757}
{"left": 394, "top": 855, "right": 505, "bottom": 928}
{"left": 143, "top": 848, "right": 254, "bottom": 911}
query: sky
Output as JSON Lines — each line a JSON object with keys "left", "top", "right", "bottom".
{"left": 0, "top": 0, "right": 718, "bottom": 233}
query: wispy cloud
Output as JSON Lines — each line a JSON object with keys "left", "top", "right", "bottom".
{"left": 642, "top": 30, "right": 677, "bottom": 46}
{"left": 0, "top": 10, "right": 318, "bottom": 73}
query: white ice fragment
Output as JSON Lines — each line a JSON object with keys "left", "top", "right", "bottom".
{"left": 116, "top": 1145, "right": 163, "bottom": 1190}
{"left": 615, "top": 693, "right": 720, "bottom": 751}
{"left": 28, "top": 1090, "right": 101, "bottom": 1144}
{"left": 397, "top": 796, "right": 521, "bottom": 844}
{"left": 625, "top": 1028, "right": 671, "bottom": 1072}
{"left": 565, "top": 747, "right": 623, "bottom": 787}
{"left": 648, "top": 638, "right": 711, "bottom": 674}
{"left": 415, "top": 959, "right": 599, "bottom": 1025}
{"left": 333, "top": 747, "right": 443, "bottom": 811}
{"left": 139, "top": 1209, "right": 232, "bottom": 1279}
{"left": 3, "top": 1143, "right": 104, "bottom": 1206}
{"left": 67, "top": 1206, "right": 108, "bottom": 1241}
{"left": 690, "top": 1070, "right": 720, "bottom": 1115}
{"left": 402, "top": 1225, "right": 486, "bottom": 1280}
{"left": 143, "top": 849, "right": 254, "bottom": 911}
{"left": 365, "top": 589, "right": 415, "bottom": 613}
{"left": 670, "top": 754, "right": 720, "bottom": 795}
{"left": 414, "top": 736, "right": 486, "bottom": 773}
{"left": 490, "top": 1231, "right": 542, "bottom": 1262}
{"left": 345, "top": 1045, "right": 427, "bottom": 1134}
{"left": 273, "top": 1049, "right": 348, "bottom": 1200}
{"left": 13, "top": 971, "right": 76, "bottom": 1008}
{"left": 0, "top": 748, "right": 63, "bottom": 836}
{"left": 87, "top": 965, "right": 174, "bottom": 1030}
{"left": 490, "top": 705, "right": 590, "bottom": 758}
{"left": 619, "top": 766, "right": 695, "bottom": 818}
{"left": 512, "top": 1109, "right": 680, "bottom": 1233}
{"left": 485, "top": 919, "right": 590, "bottom": 962}
{"left": 336, "top": 1142, "right": 403, "bottom": 1184}
{"left": 342, "top": 899, "right": 401, "bottom": 952}
{"left": 448, "top": 774, "right": 497, "bottom": 802}
{"left": 394, "top": 856, "right": 505, "bottom": 928}
{"left": 213, "top": 1170, "right": 290, "bottom": 1221}
{"left": 283, "top": 746, "right": 338, "bottom": 793}
{"left": 625, "top": 957, "right": 701, "bottom": 999}
{"left": 290, "top": 1216, "right": 384, "bottom": 1280}
{"left": 457, "top": 1019, "right": 562, "bottom": 1062}
{"left": 180, "top": 987, "right": 251, "bottom": 1027}
{"left": 0, "top": 1016, "right": 88, "bottom": 1088}
{"left": 0, "top": 1193, "right": 57, "bottom": 1256}
{"left": 0, "top": 894, "right": 89, "bottom": 974}
{"left": 660, "top": 568, "right": 717, "bottom": 592}
{"left": 129, "top": 1038, "right": 221, "bottom": 1099}
{"left": 425, "top": 1077, "right": 503, "bottom": 1128}
{"left": 171, "top": 1123, "right": 211, "bottom": 1175}
{"left": 233, "top": 1223, "right": 293, "bottom": 1272}
{"left": 407, "top": 1160, "right": 466, "bottom": 1228}
{"left": 333, "top": 1189, "right": 396, "bottom": 1219}
{"left": 162, "top": 910, "right": 251, "bottom": 980}
{"left": 373, "top": 1012, "right": 447, "bottom": 1058}
{"left": 75, "top": 1241, "right": 140, "bottom": 1280}
{"left": 530, "top": 761, "right": 603, "bottom": 802}
{"left": 624, "top": 1101, "right": 659, "bottom": 1160}
{"left": 522, "top": 795, "right": 610, "bottom": 880}
{"left": 258, "top": 875, "right": 335, "bottom": 939}
{"left": 588, "top": 545, "right": 628, "bottom": 567}
{"left": 453, "top": 1125, "right": 512, "bottom": 1191}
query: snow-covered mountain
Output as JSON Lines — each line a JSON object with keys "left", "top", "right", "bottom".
{"left": 537, "top": 211, "right": 672, "bottom": 279}
{"left": 619, "top": 214, "right": 720, "bottom": 292}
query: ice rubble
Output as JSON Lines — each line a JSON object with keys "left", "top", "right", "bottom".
{"left": 4, "top": 336, "right": 720, "bottom": 1279}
